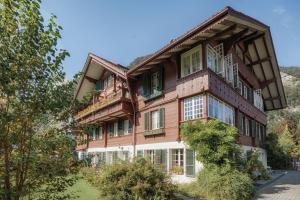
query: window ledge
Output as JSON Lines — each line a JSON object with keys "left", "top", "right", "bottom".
{"left": 143, "top": 128, "right": 165, "bottom": 136}
{"left": 109, "top": 134, "right": 132, "bottom": 138}
{"left": 143, "top": 91, "right": 163, "bottom": 102}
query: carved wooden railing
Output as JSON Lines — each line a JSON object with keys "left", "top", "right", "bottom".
{"left": 75, "top": 88, "right": 129, "bottom": 120}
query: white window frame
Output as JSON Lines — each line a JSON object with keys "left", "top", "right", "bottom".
{"left": 208, "top": 95, "right": 235, "bottom": 125}
{"left": 151, "top": 110, "right": 159, "bottom": 130}
{"left": 114, "top": 122, "right": 118, "bottom": 137}
{"left": 181, "top": 45, "right": 202, "bottom": 77}
{"left": 184, "top": 95, "right": 203, "bottom": 121}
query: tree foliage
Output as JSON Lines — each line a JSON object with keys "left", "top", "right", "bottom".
{"left": 0, "top": 0, "right": 78, "bottom": 199}
{"left": 181, "top": 119, "right": 240, "bottom": 168}
{"left": 82, "top": 158, "right": 176, "bottom": 200}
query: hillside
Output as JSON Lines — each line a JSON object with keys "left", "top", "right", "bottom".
{"left": 267, "top": 67, "right": 300, "bottom": 140}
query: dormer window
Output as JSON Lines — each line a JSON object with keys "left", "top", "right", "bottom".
{"left": 181, "top": 45, "right": 202, "bottom": 77}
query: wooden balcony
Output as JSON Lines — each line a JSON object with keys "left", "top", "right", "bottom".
{"left": 75, "top": 88, "right": 132, "bottom": 124}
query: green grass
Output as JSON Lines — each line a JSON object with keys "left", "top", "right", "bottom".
{"left": 67, "top": 178, "right": 101, "bottom": 200}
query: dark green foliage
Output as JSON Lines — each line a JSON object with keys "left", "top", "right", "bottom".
{"left": 83, "top": 158, "right": 176, "bottom": 200}
{"left": 181, "top": 120, "right": 241, "bottom": 168}
{"left": 280, "top": 66, "right": 300, "bottom": 79}
{"left": 180, "top": 120, "right": 254, "bottom": 200}
{"left": 266, "top": 132, "right": 293, "bottom": 169}
{"left": 244, "top": 149, "right": 270, "bottom": 180}
{"left": 197, "top": 166, "right": 253, "bottom": 200}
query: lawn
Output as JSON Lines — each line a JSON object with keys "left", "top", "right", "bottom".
{"left": 67, "top": 178, "right": 101, "bottom": 200}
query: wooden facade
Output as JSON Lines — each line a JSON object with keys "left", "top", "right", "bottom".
{"left": 74, "top": 7, "right": 286, "bottom": 161}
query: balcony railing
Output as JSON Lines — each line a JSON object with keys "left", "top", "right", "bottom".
{"left": 75, "top": 89, "right": 129, "bottom": 120}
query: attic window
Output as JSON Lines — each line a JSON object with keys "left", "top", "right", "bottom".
{"left": 181, "top": 45, "right": 202, "bottom": 77}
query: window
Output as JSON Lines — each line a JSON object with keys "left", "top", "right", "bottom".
{"left": 171, "top": 149, "right": 184, "bottom": 175}
{"left": 208, "top": 95, "right": 235, "bottom": 125}
{"left": 124, "top": 119, "right": 132, "bottom": 135}
{"left": 245, "top": 118, "right": 250, "bottom": 136}
{"left": 108, "top": 122, "right": 114, "bottom": 137}
{"left": 151, "top": 110, "right": 159, "bottom": 130}
{"left": 151, "top": 72, "right": 159, "bottom": 95}
{"left": 142, "top": 69, "right": 163, "bottom": 99}
{"left": 104, "top": 74, "right": 113, "bottom": 89}
{"left": 94, "top": 126, "right": 102, "bottom": 140}
{"left": 144, "top": 108, "right": 165, "bottom": 132}
{"left": 186, "top": 149, "right": 195, "bottom": 177}
{"left": 181, "top": 45, "right": 202, "bottom": 77}
{"left": 118, "top": 120, "right": 124, "bottom": 136}
{"left": 184, "top": 95, "right": 203, "bottom": 120}
{"left": 207, "top": 44, "right": 224, "bottom": 76}
{"left": 144, "top": 149, "right": 167, "bottom": 171}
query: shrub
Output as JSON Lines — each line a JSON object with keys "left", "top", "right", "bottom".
{"left": 197, "top": 166, "right": 254, "bottom": 200}
{"left": 83, "top": 158, "right": 176, "bottom": 200}
{"left": 244, "top": 149, "right": 270, "bottom": 180}
{"left": 181, "top": 120, "right": 241, "bottom": 168}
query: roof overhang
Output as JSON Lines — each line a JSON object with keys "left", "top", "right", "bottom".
{"left": 127, "top": 6, "right": 287, "bottom": 111}
{"left": 74, "top": 53, "right": 127, "bottom": 101}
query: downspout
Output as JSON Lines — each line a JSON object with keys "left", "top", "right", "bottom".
{"left": 125, "top": 73, "right": 136, "bottom": 157}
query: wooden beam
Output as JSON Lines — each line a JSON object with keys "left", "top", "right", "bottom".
{"left": 85, "top": 75, "right": 97, "bottom": 84}
{"left": 262, "top": 37, "right": 283, "bottom": 108}
{"left": 210, "top": 24, "right": 237, "bottom": 40}
{"left": 238, "top": 31, "right": 258, "bottom": 43}
{"left": 191, "top": 35, "right": 207, "bottom": 41}
{"left": 247, "top": 56, "right": 271, "bottom": 67}
{"left": 244, "top": 32, "right": 265, "bottom": 46}
{"left": 223, "top": 28, "right": 249, "bottom": 54}
{"left": 252, "top": 42, "right": 275, "bottom": 108}
{"left": 264, "top": 96, "right": 280, "bottom": 101}
{"left": 260, "top": 78, "right": 275, "bottom": 89}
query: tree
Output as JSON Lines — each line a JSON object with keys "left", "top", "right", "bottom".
{"left": 0, "top": 0, "right": 78, "bottom": 199}
{"left": 180, "top": 119, "right": 241, "bottom": 168}
{"left": 279, "top": 126, "right": 296, "bottom": 156}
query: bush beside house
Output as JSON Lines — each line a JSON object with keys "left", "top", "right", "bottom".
{"left": 82, "top": 158, "right": 176, "bottom": 200}
{"left": 180, "top": 120, "right": 268, "bottom": 200}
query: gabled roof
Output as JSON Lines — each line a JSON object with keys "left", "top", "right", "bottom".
{"left": 74, "top": 53, "right": 127, "bottom": 101}
{"left": 127, "top": 6, "right": 287, "bottom": 111}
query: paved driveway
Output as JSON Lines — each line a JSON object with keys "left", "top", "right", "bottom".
{"left": 255, "top": 171, "right": 300, "bottom": 200}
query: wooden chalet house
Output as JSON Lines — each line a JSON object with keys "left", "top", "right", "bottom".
{"left": 74, "top": 7, "right": 286, "bottom": 182}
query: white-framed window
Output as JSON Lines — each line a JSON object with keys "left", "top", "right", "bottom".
{"left": 151, "top": 110, "right": 159, "bottom": 130}
{"left": 181, "top": 45, "right": 202, "bottom": 77}
{"left": 171, "top": 149, "right": 184, "bottom": 175}
{"left": 124, "top": 119, "right": 132, "bottom": 135}
{"left": 208, "top": 95, "right": 235, "bottom": 125}
{"left": 184, "top": 95, "right": 203, "bottom": 121}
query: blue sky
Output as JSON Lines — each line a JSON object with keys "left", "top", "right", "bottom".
{"left": 41, "top": 0, "right": 300, "bottom": 79}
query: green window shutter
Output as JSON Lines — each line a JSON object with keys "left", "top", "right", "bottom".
{"left": 186, "top": 149, "right": 195, "bottom": 177}
{"left": 144, "top": 112, "right": 149, "bottom": 131}
{"left": 142, "top": 74, "right": 150, "bottom": 97}
{"left": 159, "top": 108, "right": 165, "bottom": 128}
{"left": 158, "top": 67, "right": 164, "bottom": 91}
